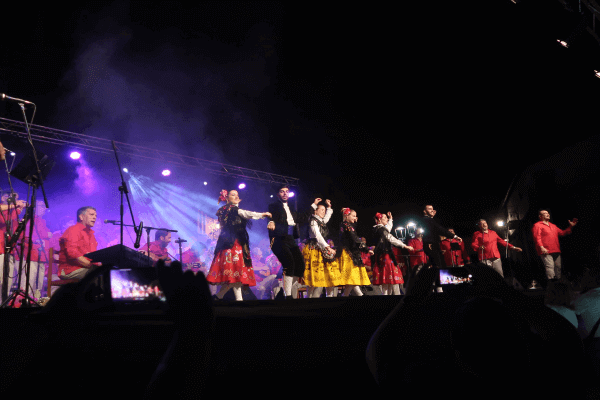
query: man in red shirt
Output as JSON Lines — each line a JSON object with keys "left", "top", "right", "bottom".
{"left": 440, "top": 228, "right": 470, "bottom": 267}
{"left": 472, "top": 219, "right": 522, "bottom": 277}
{"left": 407, "top": 231, "right": 427, "bottom": 274}
{"left": 148, "top": 230, "right": 172, "bottom": 263}
{"left": 0, "top": 194, "right": 26, "bottom": 303}
{"left": 532, "top": 209, "right": 577, "bottom": 280}
{"left": 58, "top": 207, "right": 98, "bottom": 280}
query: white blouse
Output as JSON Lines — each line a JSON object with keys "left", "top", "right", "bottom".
{"left": 234, "top": 205, "right": 265, "bottom": 220}
{"left": 309, "top": 207, "right": 333, "bottom": 249}
{"left": 374, "top": 219, "right": 407, "bottom": 248}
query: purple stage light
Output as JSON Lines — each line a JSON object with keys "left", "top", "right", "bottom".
{"left": 70, "top": 151, "right": 81, "bottom": 160}
{"left": 238, "top": 183, "right": 246, "bottom": 189}
{"left": 203, "top": 182, "right": 207, "bottom": 185}
{"left": 289, "top": 192, "right": 295, "bottom": 198}
{"left": 162, "top": 169, "right": 171, "bottom": 176}
{"left": 123, "top": 168, "right": 128, "bottom": 173}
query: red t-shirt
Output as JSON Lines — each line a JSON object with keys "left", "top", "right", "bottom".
{"left": 58, "top": 223, "right": 98, "bottom": 276}
{"left": 407, "top": 238, "right": 427, "bottom": 267}
{"left": 149, "top": 240, "right": 169, "bottom": 259}
{"left": 440, "top": 238, "right": 469, "bottom": 266}
{"left": 532, "top": 221, "right": 572, "bottom": 255}
{"left": 471, "top": 230, "right": 513, "bottom": 261}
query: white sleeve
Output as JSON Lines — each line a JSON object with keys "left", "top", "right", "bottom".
{"left": 323, "top": 207, "right": 333, "bottom": 224}
{"left": 386, "top": 218, "right": 393, "bottom": 232}
{"left": 310, "top": 220, "right": 329, "bottom": 249}
{"left": 384, "top": 229, "right": 407, "bottom": 248}
{"left": 238, "top": 209, "right": 265, "bottom": 220}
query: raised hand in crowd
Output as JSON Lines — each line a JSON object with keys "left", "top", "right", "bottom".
{"left": 145, "top": 260, "right": 215, "bottom": 399}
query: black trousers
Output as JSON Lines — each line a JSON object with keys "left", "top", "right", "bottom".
{"left": 423, "top": 241, "right": 447, "bottom": 269}
{"left": 271, "top": 235, "right": 305, "bottom": 277}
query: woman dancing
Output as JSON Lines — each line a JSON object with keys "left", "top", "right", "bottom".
{"left": 337, "top": 208, "right": 373, "bottom": 296}
{"left": 206, "top": 189, "right": 271, "bottom": 301}
{"left": 372, "top": 212, "right": 414, "bottom": 295}
{"left": 303, "top": 200, "right": 341, "bottom": 298}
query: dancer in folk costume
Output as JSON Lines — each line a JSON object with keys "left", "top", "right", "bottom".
{"left": 206, "top": 189, "right": 271, "bottom": 300}
{"left": 302, "top": 199, "right": 341, "bottom": 298}
{"left": 337, "top": 208, "right": 373, "bottom": 296}
{"left": 372, "top": 212, "right": 414, "bottom": 295}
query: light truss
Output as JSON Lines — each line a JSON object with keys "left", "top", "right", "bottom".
{"left": 0, "top": 117, "right": 299, "bottom": 186}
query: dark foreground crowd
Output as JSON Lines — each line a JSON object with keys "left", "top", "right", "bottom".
{"left": 1, "top": 258, "right": 599, "bottom": 399}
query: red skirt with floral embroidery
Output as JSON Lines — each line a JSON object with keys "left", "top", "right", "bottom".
{"left": 206, "top": 240, "right": 256, "bottom": 286}
{"left": 372, "top": 254, "right": 404, "bottom": 285}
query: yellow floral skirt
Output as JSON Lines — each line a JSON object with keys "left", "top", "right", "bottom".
{"left": 338, "top": 249, "right": 371, "bottom": 286}
{"left": 302, "top": 246, "right": 341, "bottom": 287}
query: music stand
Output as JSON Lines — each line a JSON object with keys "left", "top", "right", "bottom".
{"left": 1, "top": 151, "right": 54, "bottom": 308}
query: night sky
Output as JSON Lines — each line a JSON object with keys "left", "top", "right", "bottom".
{"left": 1, "top": 0, "right": 599, "bottom": 240}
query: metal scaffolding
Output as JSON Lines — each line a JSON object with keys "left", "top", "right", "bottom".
{"left": 0, "top": 117, "right": 300, "bottom": 186}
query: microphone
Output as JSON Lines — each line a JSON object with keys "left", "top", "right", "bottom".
{"left": 175, "top": 238, "right": 187, "bottom": 244}
{"left": 104, "top": 219, "right": 119, "bottom": 224}
{"left": 134, "top": 221, "right": 143, "bottom": 249}
{"left": 0, "top": 93, "right": 35, "bottom": 106}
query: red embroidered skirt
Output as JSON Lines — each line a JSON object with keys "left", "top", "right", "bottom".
{"left": 206, "top": 240, "right": 256, "bottom": 286}
{"left": 372, "top": 253, "right": 404, "bottom": 285}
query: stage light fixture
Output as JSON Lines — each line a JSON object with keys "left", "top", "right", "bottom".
{"left": 123, "top": 168, "right": 128, "bottom": 173}
{"left": 162, "top": 169, "right": 171, "bottom": 176}
{"left": 557, "top": 39, "right": 569, "bottom": 48}
{"left": 497, "top": 220, "right": 505, "bottom": 227}
{"left": 407, "top": 222, "right": 416, "bottom": 227}
{"left": 238, "top": 183, "right": 246, "bottom": 189}
{"left": 270, "top": 195, "right": 273, "bottom": 198}
{"left": 10, "top": 152, "right": 15, "bottom": 157}
{"left": 595, "top": 70, "right": 600, "bottom": 78}
{"left": 70, "top": 151, "right": 81, "bottom": 160}
{"left": 204, "top": 181, "right": 208, "bottom": 185}
{"left": 289, "top": 192, "right": 295, "bottom": 197}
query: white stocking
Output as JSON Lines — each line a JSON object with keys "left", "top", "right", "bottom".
{"left": 311, "top": 287, "right": 323, "bottom": 298}
{"left": 291, "top": 276, "right": 300, "bottom": 298}
{"left": 325, "top": 287, "right": 335, "bottom": 297}
{"left": 216, "top": 283, "right": 231, "bottom": 299}
{"left": 382, "top": 284, "right": 390, "bottom": 296}
{"left": 231, "top": 282, "right": 243, "bottom": 301}
{"left": 352, "top": 286, "right": 363, "bottom": 296}
{"left": 283, "top": 276, "right": 294, "bottom": 296}
{"left": 392, "top": 284, "right": 401, "bottom": 295}
{"left": 307, "top": 286, "right": 315, "bottom": 298}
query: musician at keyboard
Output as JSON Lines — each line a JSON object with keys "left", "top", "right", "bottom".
{"left": 58, "top": 207, "right": 99, "bottom": 280}
{"left": 147, "top": 230, "right": 172, "bottom": 263}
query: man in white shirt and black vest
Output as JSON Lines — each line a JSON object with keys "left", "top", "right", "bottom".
{"left": 267, "top": 185, "right": 317, "bottom": 298}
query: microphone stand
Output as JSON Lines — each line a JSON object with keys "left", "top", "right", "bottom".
{"left": 3, "top": 101, "right": 46, "bottom": 308}
{"left": 175, "top": 238, "right": 187, "bottom": 262}
{"left": 111, "top": 141, "right": 142, "bottom": 266}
